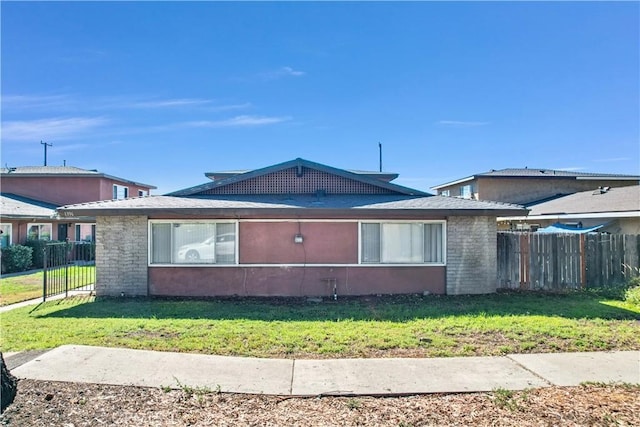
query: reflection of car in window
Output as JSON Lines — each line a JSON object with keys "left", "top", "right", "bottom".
{"left": 177, "top": 233, "right": 235, "bottom": 262}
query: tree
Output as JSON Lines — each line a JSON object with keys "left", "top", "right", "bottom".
{"left": 1, "top": 352, "right": 17, "bottom": 413}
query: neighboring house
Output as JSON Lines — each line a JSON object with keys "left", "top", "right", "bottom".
{"left": 0, "top": 194, "right": 58, "bottom": 247}
{"left": 431, "top": 168, "right": 640, "bottom": 205}
{"left": 58, "top": 158, "right": 526, "bottom": 298}
{"left": 0, "top": 166, "right": 156, "bottom": 245}
{"left": 498, "top": 185, "right": 640, "bottom": 234}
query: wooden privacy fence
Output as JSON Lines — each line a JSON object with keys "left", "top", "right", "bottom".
{"left": 497, "top": 232, "right": 640, "bottom": 290}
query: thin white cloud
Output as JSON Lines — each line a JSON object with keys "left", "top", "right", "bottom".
{"left": 3, "top": 93, "right": 220, "bottom": 112}
{"left": 127, "top": 98, "right": 213, "bottom": 108}
{"left": 207, "top": 102, "right": 253, "bottom": 112}
{"left": 1, "top": 117, "right": 108, "bottom": 141}
{"left": 2, "top": 94, "right": 76, "bottom": 111}
{"left": 437, "top": 120, "right": 490, "bottom": 127}
{"left": 280, "top": 66, "right": 305, "bottom": 77}
{"left": 185, "top": 115, "right": 291, "bottom": 128}
{"left": 260, "top": 66, "right": 306, "bottom": 80}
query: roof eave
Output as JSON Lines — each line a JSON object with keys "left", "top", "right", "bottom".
{"left": 431, "top": 176, "right": 475, "bottom": 190}
{"left": 500, "top": 211, "right": 640, "bottom": 221}
{"left": 57, "top": 206, "right": 528, "bottom": 218}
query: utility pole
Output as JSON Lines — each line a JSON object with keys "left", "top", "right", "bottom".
{"left": 40, "top": 141, "right": 52, "bottom": 166}
{"left": 378, "top": 142, "right": 383, "bottom": 172}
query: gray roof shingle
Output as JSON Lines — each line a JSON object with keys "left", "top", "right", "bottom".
{"left": 1, "top": 193, "right": 57, "bottom": 218}
{"left": 58, "top": 194, "right": 527, "bottom": 217}
{"left": 432, "top": 168, "right": 640, "bottom": 189}
{"left": 1, "top": 166, "right": 157, "bottom": 189}
{"left": 526, "top": 185, "right": 640, "bottom": 216}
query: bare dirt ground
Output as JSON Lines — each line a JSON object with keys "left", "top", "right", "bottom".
{"left": 1, "top": 379, "right": 639, "bottom": 426}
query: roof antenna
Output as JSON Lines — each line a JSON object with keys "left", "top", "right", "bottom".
{"left": 378, "top": 142, "right": 382, "bottom": 172}
{"left": 40, "top": 140, "right": 52, "bottom": 166}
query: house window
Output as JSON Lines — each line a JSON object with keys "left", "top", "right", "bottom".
{"left": 113, "top": 185, "right": 129, "bottom": 200}
{"left": 460, "top": 185, "right": 472, "bottom": 199}
{"left": 440, "top": 190, "right": 450, "bottom": 197}
{"left": 138, "top": 190, "right": 148, "bottom": 197}
{"left": 149, "top": 221, "right": 237, "bottom": 265}
{"left": 0, "top": 224, "right": 12, "bottom": 247}
{"left": 360, "top": 221, "right": 445, "bottom": 264}
{"left": 27, "top": 223, "right": 52, "bottom": 241}
{"left": 75, "top": 224, "right": 96, "bottom": 242}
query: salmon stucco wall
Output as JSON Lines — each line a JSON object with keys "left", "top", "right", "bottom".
{"left": 95, "top": 215, "right": 500, "bottom": 297}
{"left": 149, "top": 266, "right": 445, "bottom": 297}
{"left": 240, "top": 221, "right": 358, "bottom": 264}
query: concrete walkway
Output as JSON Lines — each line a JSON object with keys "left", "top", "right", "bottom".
{"left": 8, "top": 345, "right": 639, "bottom": 396}
{"left": 0, "top": 290, "right": 93, "bottom": 313}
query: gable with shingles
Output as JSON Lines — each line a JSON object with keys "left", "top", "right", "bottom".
{"left": 200, "top": 166, "right": 397, "bottom": 195}
{"left": 169, "top": 158, "right": 427, "bottom": 197}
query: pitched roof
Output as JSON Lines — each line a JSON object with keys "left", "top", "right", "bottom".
{"left": 526, "top": 185, "right": 640, "bottom": 216}
{"left": 205, "top": 168, "right": 399, "bottom": 183}
{"left": 1, "top": 166, "right": 157, "bottom": 189}
{"left": 171, "top": 158, "right": 423, "bottom": 197}
{"left": 432, "top": 168, "right": 640, "bottom": 190}
{"left": 1, "top": 193, "right": 57, "bottom": 218}
{"left": 58, "top": 193, "right": 527, "bottom": 217}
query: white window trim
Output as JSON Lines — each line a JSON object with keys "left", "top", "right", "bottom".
{"left": 147, "top": 219, "right": 446, "bottom": 268}
{"left": 75, "top": 223, "right": 96, "bottom": 242}
{"left": 0, "top": 223, "right": 12, "bottom": 246}
{"left": 148, "top": 220, "right": 239, "bottom": 266}
{"left": 113, "top": 184, "right": 129, "bottom": 200}
{"left": 27, "top": 223, "right": 53, "bottom": 241}
{"left": 358, "top": 220, "right": 447, "bottom": 266}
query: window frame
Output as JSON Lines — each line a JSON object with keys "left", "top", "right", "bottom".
{"left": 113, "top": 184, "right": 129, "bottom": 200}
{"left": 148, "top": 220, "right": 239, "bottom": 266}
{"left": 75, "top": 223, "right": 96, "bottom": 242}
{"left": 358, "top": 220, "right": 446, "bottom": 266}
{"left": 27, "top": 223, "right": 53, "bottom": 241}
{"left": 459, "top": 184, "right": 473, "bottom": 199}
{"left": 0, "top": 223, "right": 12, "bottom": 247}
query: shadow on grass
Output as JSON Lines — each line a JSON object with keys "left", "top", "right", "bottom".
{"left": 34, "top": 291, "right": 640, "bottom": 322}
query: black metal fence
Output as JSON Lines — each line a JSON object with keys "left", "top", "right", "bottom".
{"left": 43, "top": 242, "right": 96, "bottom": 301}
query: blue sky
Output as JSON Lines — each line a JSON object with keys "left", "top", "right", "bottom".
{"left": 2, "top": 1, "right": 638, "bottom": 195}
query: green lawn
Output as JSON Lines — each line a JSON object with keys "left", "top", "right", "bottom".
{"left": 0, "top": 266, "right": 95, "bottom": 306}
{"left": 1, "top": 291, "right": 638, "bottom": 358}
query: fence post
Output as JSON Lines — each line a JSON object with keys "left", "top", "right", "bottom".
{"left": 580, "top": 234, "right": 586, "bottom": 288}
{"left": 42, "top": 245, "right": 48, "bottom": 302}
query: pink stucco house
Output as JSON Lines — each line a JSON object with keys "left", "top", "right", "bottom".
{"left": 58, "top": 159, "right": 526, "bottom": 297}
{"left": 1, "top": 166, "right": 155, "bottom": 246}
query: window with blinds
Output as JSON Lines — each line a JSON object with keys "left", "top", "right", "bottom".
{"left": 360, "top": 222, "right": 445, "bottom": 264}
{"left": 150, "top": 221, "right": 237, "bottom": 265}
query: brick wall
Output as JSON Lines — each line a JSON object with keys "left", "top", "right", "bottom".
{"left": 446, "top": 216, "right": 497, "bottom": 295}
{"left": 96, "top": 215, "right": 148, "bottom": 296}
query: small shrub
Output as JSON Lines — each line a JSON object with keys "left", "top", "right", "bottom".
{"left": 24, "top": 240, "right": 48, "bottom": 269}
{"left": 1, "top": 245, "right": 33, "bottom": 273}
{"left": 624, "top": 284, "right": 640, "bottom": 306}
{"left": 626, "top": 276, "right": 640, "bottom": 289}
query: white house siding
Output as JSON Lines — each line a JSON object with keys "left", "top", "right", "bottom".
{"left": 96, "top": 215, "right": 148, "bottom": 296}
{"left": 446, "top": 216, "right": 497, "bottom": 295}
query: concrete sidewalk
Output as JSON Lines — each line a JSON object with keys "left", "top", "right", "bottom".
{"left": 8, "top": 345, "right": 639, "bottom": 396}
{"left": 0, "top": 290, "right": 93, "bottom": 313}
